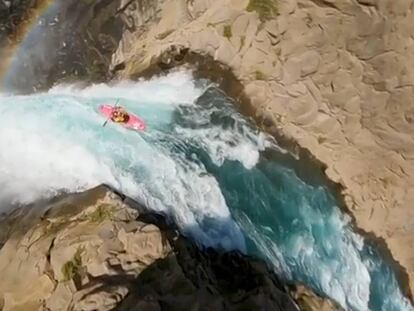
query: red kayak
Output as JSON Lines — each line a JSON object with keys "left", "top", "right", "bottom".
{"left": 99, "top": 104, "right": 146, "bottom": 131}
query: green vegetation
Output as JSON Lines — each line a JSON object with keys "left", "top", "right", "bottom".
{"left": 61, "top": 246, "right": 84, "bottom": 282}
{"left": 255, "top": 70, "right": 266, "bottom": 80}
{"left": 88, "top": 204, "right": 115, "bottom": 223}
{"left": 207, "top": 21, "right": 221, "bottom": 28}
{"left": 246, "top": 0, "right": 278, "bottom": 22}
{"left": 223, "top": 25, "right": 232, "bottom": 39}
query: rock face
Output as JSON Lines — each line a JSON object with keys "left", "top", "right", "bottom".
{"left": 0, "top": 0, "right": 32, "bottom": 42}
{"left": 110, "top": 0, "right": 414, "bottom": 299}
{"left": 1, "top": 0, "right": 412, "bottom": 305}
{"left": 1, "top": 0, "right": 125, "bottom": 92}
{"left": 0, "top": 0, "right": 38, "bottom": 80}
{"left": 0, "top": 185, "right": 338, "bottom": 311}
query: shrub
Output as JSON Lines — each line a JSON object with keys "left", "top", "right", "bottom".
{"left": 223, "top": 25, "right": 232, "bottom": 39}
{"left": 247, "top": 0, "right": 278, "bottom": 21}
{"left": 61, "top": 247, "right": 84, "bottom": 282}
{"left": 255, "top": 70, "right": 266, "bottom": 80}
{"left": 88, "top": 204, "right": 115, "bottom": 223}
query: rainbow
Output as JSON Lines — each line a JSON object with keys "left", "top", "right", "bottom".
{"left": 0, "top": 0, "right": 55, "bottom": 83}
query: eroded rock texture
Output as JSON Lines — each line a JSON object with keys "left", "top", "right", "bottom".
{"left": 1, "top": 0, "right": 124, "bottom": 92}
{"left": 111, "top": 0, "right": 414, "bottom": 297}
{"left": 0, "top": 185, "right": 338, "bottom": 311}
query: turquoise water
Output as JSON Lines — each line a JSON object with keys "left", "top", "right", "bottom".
{"left": 0, "top": 72, "right": 412, "bottom": 311}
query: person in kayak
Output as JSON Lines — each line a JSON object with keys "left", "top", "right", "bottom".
{"left": 111, "top": 106, "right": 130, "bottom": 123}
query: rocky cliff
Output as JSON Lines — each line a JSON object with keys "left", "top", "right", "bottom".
{"left": 1, "top": 0, "right": 124, "bottom": 92}
{"left": 1, "top": 0, "right": 412, "bottom": 306}
{"left": 109, "top": 0, "right": 414, "bottom": 299}
{"left": 0, "top": 185, "right": 338, "bottom": 311}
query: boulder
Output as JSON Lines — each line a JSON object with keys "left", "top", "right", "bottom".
{"left": 0, "top": 185, "right": 338, "bottom": 311}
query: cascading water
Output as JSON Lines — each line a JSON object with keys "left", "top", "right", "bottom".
{"left": 0, "top": 71, "right": 412, "bottom": 311}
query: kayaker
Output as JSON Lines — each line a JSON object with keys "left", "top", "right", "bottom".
{"left": 111, "top": 106, "right": 129, "bottom": 123}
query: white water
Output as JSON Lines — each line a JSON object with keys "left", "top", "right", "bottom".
{"left": 0, "top": 71, "right": 246, "bottom": 250}
{"left": 0, "top": 71, "right": 412, "bottom": 311}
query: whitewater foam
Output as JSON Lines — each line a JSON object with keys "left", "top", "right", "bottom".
{"left": 173, "top": 87, "right": 274, "bottom": 169}
{"left": 48, "top": 70, "right": 205, "bottom": 106}
{"left": 0, "top": 71, "right": 412, "bottom": 311}
{"left": 0, "top": 121, "right": 116, "bottom": 204}
{"left": 0, "top": 71, "right": 247, "bottom": 251}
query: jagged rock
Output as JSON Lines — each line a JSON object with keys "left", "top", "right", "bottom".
{"left": 292, "top": 285, "right": 343, "bottom": 311}
{"left": 1, "top": 0, "right": 126, "bottom": 93}
{"left": 158, "top": 45, "right": 189, "bottom": 69}
{"left": 0, "top": 0, "right": 36, "bottom": 44}
{"left": 2, "top": 0, "right": 412, "bottom": 306}
{"left": 0, "top": 185, "right": 337, "bottom": 311}
{"left": 110, "top": 0, "right": 414, "bottom": 300}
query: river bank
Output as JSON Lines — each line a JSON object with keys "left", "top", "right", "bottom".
{"left": 109, "top": 0, "right": 414, "bottom": 301}
{"left": 0, "top": 0, "right": 413, "bottom": 309}
{"left": 0, "top": 185, "right": 339, "bottom": 311}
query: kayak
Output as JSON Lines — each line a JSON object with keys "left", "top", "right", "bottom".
{"left": 99, "top": 104, "right": 146, "bottom": 131}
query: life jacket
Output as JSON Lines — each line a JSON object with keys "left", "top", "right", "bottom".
{"left": 112, "top": 110, "right": 129, "bottom": 123}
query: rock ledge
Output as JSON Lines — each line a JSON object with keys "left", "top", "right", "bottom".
{"left": 0, "top": 185, "right": 339, "bottom": 311}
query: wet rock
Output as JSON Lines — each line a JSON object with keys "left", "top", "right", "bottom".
{"left": 292, "top": 285, "right": 343, "bottom": 311}
{"left": 0, "top": 0, "right": 35, "bottom": 44}
{"left": 110, "top": 0, "right": 414, "bottom": 301}
{"left": 158, "top": 45, "right": 189, "bottom": 69}
{"left": 2, "top": 0, "right": 412, "bottom": 306}
{"left": 1, "top": 0, "right": 126, "bottom": 93}
{"left": 0, "top": 185, "right": 337, "bottom": 311}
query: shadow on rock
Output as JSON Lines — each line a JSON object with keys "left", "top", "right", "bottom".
{"left": 0, "top": 185, "right": 338, "bottom": 311}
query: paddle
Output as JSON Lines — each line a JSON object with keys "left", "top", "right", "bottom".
{"left": 102, "top": 99, "right": 120, "bottom": 127}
